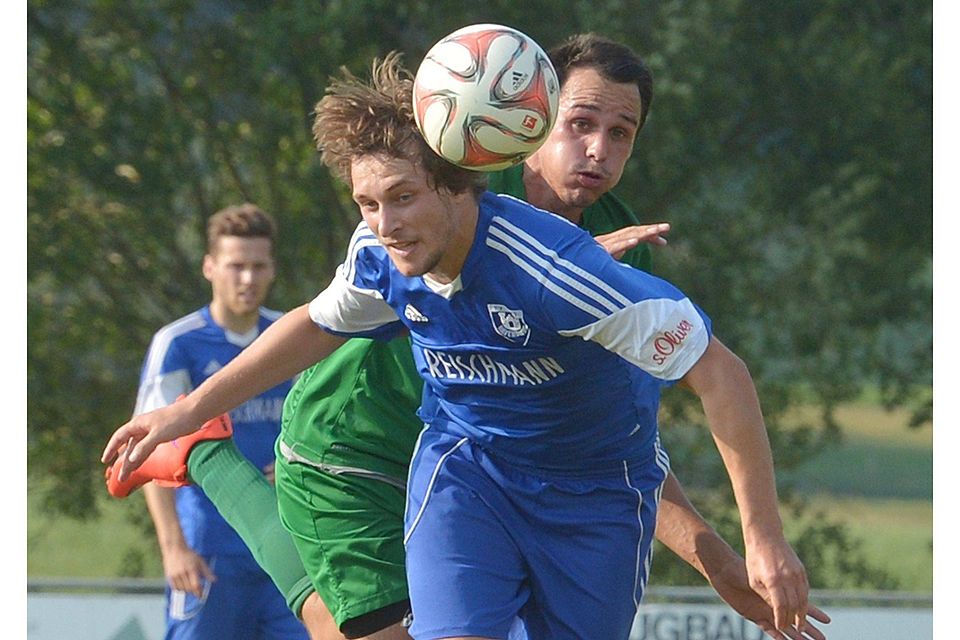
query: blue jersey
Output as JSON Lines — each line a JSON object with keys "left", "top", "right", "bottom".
{"left": 309, "top": 191, "right": 712, "bottom": 475}
{"left": 135, "top": 305, "right": 293, "bottom": 559}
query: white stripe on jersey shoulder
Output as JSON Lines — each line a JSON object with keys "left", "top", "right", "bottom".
{"left": 142, "top": 311, "right": 207, "bottom": 381}
{"left": 486, "top": 215, "right": 632, "bottom": 320}
{"left": 308, "top": 268, "right": 396, "bottom": 334}
{"left": 134, "top": 368, "right": 191, "bottom": 415}
{"left": 558, "top": 297, "right": 709, "bottom": 381}
{"left": 344, "top": 222, "right": 382, "bottom": 284}
{"left": 260, "top": 306, "right": 284, "bottom": 322}
{"left": 495, "top": 193, "right": 579, "bottom": 227}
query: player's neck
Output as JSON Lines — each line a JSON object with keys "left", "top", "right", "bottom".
{"left": 208, "top": 301, "right": 259, "bottom": 334}
{"left": 425, "top": 198, "right": 479, "bottom": 285}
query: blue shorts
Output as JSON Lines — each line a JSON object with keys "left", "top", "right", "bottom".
{"left": 403, "top": 429, "right": 665, "bottom": 640}
{"left": 164, "top": 555, "right": 308, "bottom": 640}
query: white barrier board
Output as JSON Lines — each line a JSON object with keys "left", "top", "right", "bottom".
{"left": 27, "top": 593, "right": 932, "bottom": 640}
{"left": 28, "top": 593, "right": 165, "bottom": 640}
{"left": 630, "top": 603, "right": 932, "bottom": 640}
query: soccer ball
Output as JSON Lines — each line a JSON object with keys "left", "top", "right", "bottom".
{"left": 413, "top": 24, "right": 560, "bottom": 172}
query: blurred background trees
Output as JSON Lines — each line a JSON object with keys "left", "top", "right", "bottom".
{"left": 27, "top": 0, "right": 931, "bottom": 588}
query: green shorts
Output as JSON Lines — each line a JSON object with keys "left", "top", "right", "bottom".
{"left": 274, "top": 452, "right": 409, "bottom": 629}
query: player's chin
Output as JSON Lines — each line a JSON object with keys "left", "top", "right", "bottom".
{"left": 390, "top": 256, "right": 426, "bottom": 278}
{"left": 565, "top": 188, "right": 603, "bottom": 211}
{"left": 231, "top": 300, "right": 263, "bottom": 315}
{"left": 388, "top": 248, "right": 432, "bottom": 277}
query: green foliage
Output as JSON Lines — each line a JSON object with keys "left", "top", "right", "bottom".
{"left": 628, "top": 0, "right": 932, "bottom": 425}
{"left": 27, "top": 0, "right": 931, "bottom": 590}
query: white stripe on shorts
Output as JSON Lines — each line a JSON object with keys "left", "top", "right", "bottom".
{"left": 622, "top": 460, "right": 649, "bottom": 610}
{"left": 403, "top": 436, "right": 469, "bottom": 546}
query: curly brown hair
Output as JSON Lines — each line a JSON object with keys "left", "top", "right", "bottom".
{"left": 311, "top": 51, "right": 486, "bottom": 198}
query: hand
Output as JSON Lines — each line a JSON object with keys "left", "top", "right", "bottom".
{"left": 161, "top": 543, "right": 216, "bottom": 598}
{"left": 745, "top": 536, "right": 812, "bottom": 634}
{"left": 709, "top": 554, "right": 830, "bottom": 640}
{"left": 594, "top": 222, "right": 670, "bottom": 259}
{"left": 100, "top": 401, "right": 199, "bottom": 481}
{"left": 262, "top": 461, "right": 276, "bottom": 485}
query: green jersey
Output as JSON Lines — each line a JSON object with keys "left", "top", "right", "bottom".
{"left": 487, "top": 164, "right": 653, "bottom": 272}
{"left": 279, "top": 164, "right": 651, "bottom": 481}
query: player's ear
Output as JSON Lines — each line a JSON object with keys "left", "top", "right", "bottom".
{"left": 201, "top": 253, "right": 215, "bottom": 282}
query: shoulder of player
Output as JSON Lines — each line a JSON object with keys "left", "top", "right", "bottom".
{"left": 340, "top": 220, "right": 390, "bottom": 277}
{"left": 148, "top": 309, "right": 209, "bottom": 349}
{"left": 346, "top": 220, "right": 386, "bottom": 257}
{"left": 481, "top": 191, "right": 581, "bottom": 238}
{"left": 481, "top": 196, "right": 615, "bottom": 289}
{"left": 139, "top": 309, "right": 209, "bottom": 379}
{"left": 259, "top": 307, "right": 285, "bottom": 323}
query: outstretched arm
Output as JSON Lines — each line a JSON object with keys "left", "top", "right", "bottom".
{"left": 657, "top": 473, "right": 830, "bottom": 639}
{"left": 679, "top": 337, "right": 810, "bottom": 634}
{"left": 101, "top": 304, "right": 346, "bottom": 477}
{"left": 594, "top": 222, "right": 670, "bottom": 260}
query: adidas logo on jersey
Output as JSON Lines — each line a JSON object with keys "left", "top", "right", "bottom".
{"left": 203, "top": 360, "right": 223, "bottom": 377}
{"left": 404, "top": 304, "right": 429, "bottom": 323}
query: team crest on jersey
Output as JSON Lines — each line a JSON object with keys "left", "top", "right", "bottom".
{"left": 487, "top": 304, "right": 530, "bottom": 345}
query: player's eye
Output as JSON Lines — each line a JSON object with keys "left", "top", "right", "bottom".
{"left": 611, "top": 126, "right": 636, "bottom": 142}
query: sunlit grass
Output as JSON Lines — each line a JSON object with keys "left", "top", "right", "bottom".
{"left": 27, "top": 487, "right": 162, "bottom": 578}
{"left": 789, "top": 495, "right": 932, "bottom": 592}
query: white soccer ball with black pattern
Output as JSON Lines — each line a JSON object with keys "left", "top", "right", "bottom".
{"left": 413, "top": 24, "right": 560, "bottom": 172}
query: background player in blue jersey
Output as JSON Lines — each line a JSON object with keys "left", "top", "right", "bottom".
{"left": 105, "top": 56, "right": 812, "bottom": 640}
{"left": 134, "top": 204, "right": 308, "bottom": 640}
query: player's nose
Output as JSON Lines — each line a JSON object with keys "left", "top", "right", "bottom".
{"left": 585, "top": 132, "right": 609, "bottom": 163}
{"left": 377, "top": 205, "right": 402, "bottom": 239}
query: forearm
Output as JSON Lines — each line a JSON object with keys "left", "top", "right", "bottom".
{"left": 143, "top": 483, "right": 188, "bottom": 554}
{"left": 144, "top": 483, "right": 216, "bottom": 596}
{"left": 183, "top": 304, "right": 344, "bottom": 425}
{"left": 684, "top": 339, "right": 784, "bottom": 544}
{"left": 705, "top": 377, "right": 782, "bottom": 543}
{"left": 680, "top": 339, "right": 811, "bottom": 632}
{"left": 656, "top": 471, "right": 740, "bottom": 581}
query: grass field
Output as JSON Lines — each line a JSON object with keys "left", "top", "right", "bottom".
{"left": 784, "top": 400, "right": 933, "bottom": 500}
{"left": 27, "top": 398, "right": 933, "bottom": 592}
{"left": 27, "top": 491, "right": 163, "bottom": 579}
{"left": 793, "top": 496, "right": 933, "bottom": 590}
{"left": 781, "top": 398, "right": 933, "bottom": 591}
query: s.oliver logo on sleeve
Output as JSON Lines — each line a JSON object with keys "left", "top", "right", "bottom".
{"left": 652, "top": 319, "right": 695, "bottom": 366}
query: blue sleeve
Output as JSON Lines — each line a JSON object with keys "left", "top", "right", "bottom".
{"left": 308, "top": 223, "right": 406, "bottom": 340}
